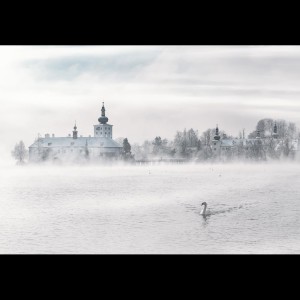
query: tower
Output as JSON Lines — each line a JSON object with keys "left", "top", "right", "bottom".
{"left": 73, "top": 122, "right": 78, "bottom": 139}
{"left": 272, "top": 122, "right": 278, "bottom": 139}
{"left": 94, "top": 102, "right": 113, "bottom": 138}
{"left": 212, "top": 124, "right": 221, "bottom": 156}
{"left": 214, "top": 124, "right": 220, "bottom": 140}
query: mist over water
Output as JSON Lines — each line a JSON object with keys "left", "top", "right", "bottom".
{"left": 1, "top": 162, "right": 300, "bottom": 254}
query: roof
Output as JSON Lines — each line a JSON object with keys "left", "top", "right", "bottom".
{"left": 29, "top": 137, "right": 122, "bottom": 148}
{"left": 220, "top": 139, "right": 240, "bottom": 147}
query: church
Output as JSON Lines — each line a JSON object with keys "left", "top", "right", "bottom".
{"left": 28, "top": 103, "right": 122, "bottom": 163}
{"left": 210, "top": 122, "right": 299, "bottom": 160}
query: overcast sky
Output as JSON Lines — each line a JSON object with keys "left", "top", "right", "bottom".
{"left": 1, "top": 45, "right": 300, "bottom": 161}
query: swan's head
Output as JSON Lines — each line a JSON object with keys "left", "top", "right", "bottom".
{"left": 201, "top": 202, "right": 207, "bottom": 206}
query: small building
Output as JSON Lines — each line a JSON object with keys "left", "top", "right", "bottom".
{"left": 29, "top": 103, "right": 122, "bottom": 163}
{"left": 210, "top": 122, "right": 299, "bottom": 160}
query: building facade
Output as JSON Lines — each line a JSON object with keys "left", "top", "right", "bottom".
{"left": 29, "top": 103, "right": 122, "bottom": 163}
{"left": 210, "top": 122, "right": 300, "bottom": 160}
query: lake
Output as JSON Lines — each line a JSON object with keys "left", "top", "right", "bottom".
{"left": 0, "top": 162, "right": 299, "bottom": 253}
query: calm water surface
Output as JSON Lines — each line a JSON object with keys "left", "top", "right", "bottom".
{"left": 0, "top": 163, "right": 300, "bottom": 253}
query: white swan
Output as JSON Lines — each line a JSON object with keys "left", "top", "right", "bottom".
{"left": 200, "top": 202, "right": 208, "bottom": 216}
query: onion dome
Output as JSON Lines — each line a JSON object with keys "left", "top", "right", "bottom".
{"left": 73, "top": 121, "right": 78, "bottom": 139}
{"left": 214, "top": 124, "right": 220, "bottom": 140}
{"left": 98, "top": 102, "right": 109, "bottom": 124}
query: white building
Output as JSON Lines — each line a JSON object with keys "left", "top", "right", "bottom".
{"left": 29, "top": 103, "right": 122, "bottom": 163}
{"left": 210, "top": 122, "right": 300, "bottom": 160}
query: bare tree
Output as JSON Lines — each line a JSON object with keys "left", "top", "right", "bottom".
{"left": 11, "top": 141, "right": 28, "bottom": 164}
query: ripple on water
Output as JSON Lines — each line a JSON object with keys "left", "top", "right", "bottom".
{"left": 0, "top": 164, "right": 300, "bottom": 253}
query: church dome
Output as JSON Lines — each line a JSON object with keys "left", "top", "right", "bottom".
{"left": 98, "top": 116, "right": 108, "bottom": 124}
{"left": 98, "top": 102, "right": 109, "bottom": 124}
{"left": 214, "top": 124, "right": 220, "bottom": 140}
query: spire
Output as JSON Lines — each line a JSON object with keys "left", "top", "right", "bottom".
{"left": 98, "top": 101, "right": 109, "bottom": 124}
{"left": 214, "top": 124, "right": 220, "bottom": 140}
{"left": 272, "top": 121, "right": 278, "bottom": 138}
{"left": 73, "top": 121, "right": 78, "bottom": 139}
{"left": 101, "top": 102, "right": 105, "bottom": 116}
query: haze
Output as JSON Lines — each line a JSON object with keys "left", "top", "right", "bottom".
{"left": 1, "top": 45, "right": 300, "bottom": 163}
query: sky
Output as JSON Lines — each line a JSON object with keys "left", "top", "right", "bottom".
{"left": 1, "top": 45, "right": 300, "bottom": 161}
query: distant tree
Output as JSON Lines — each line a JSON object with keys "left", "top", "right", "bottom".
{"left": 131, "top": 143, "right": 143, "bottom": 160}
{"left": 152, "top": 136, "right": 163, "bottom": 155}
{"left": 248, "top": 118, "right": 297, "bottom": 140}
{"left": 141, "top": 140, "right": 152, "bottom": 159}
{"left": 122, "top": 138, "right": 134, "bottom": 161}
{"left": 245, "top": 139, "right": 266, "bottom": 161}
{"left": 170, "top": 148, "right": 176, "bottom": 157}
{"left": 11, "top": 141, "right": 28, "bottom": 164}
{"left": 123, "top": 138, "right": 131, "bottom": 155}
{"left": 187, "top": 128, "right": 199, "bottom": 147}
{"left": 173, "top": 130, "right": 187, "bottom": 157}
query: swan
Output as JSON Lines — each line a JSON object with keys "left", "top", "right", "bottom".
{"left": 200, "top": 202, "right": 208, "bottom": 215}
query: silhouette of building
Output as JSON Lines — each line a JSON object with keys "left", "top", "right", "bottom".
{"left": 29, "top": 103, "right": 122, "bottom": 162}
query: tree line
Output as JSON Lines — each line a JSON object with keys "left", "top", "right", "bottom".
{"left": 120, "top": 118, "right": 300, "bottom": 162}
{"left": 11, "top": 118, "right": 300, "bottom": 164}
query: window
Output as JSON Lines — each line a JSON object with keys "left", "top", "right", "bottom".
{"left": 48, "top": 143, "right": 52, "bottom": 146}
{"left": 214, "top": 142, "right": 216, "bottom": 145}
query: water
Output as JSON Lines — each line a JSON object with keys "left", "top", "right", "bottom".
{"left": 0, "top": 162, "right": 300, "bottom": 254}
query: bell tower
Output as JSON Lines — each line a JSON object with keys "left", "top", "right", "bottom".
{"left": 272, "top": 122, "right": 278, "bottom": 139}
{"left": 73, "top": 121, "right": 78, "bottom": 139}
{"left": 212, "top": 124, "right": 221, "bottom": 156}
{"left": 94, "top": 102, "right": 113, "bottom": 138}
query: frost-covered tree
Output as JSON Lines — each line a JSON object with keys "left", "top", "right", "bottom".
{"left": 152, "top": 136, "right": 163, "bottom": 155}
{"left": 123, "top": 138, "right": 131, "bottom": 154}
{"left": 174, "top": 130, "right": 188, "bottom": 157}
{"left": 131, "top": 143, "right": 143, "bottom": 160}
{"left": 11, "top": 141, "right": 28, "bottom": 164}
{"left": 141, "top": 140, "right": 152, "bottom": 159}
{"left": 122, "top": 138, "right": 134, "bottom": 161}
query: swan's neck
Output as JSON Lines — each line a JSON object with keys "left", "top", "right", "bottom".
{"left": 200, "top": 204, "right": 207, "bottom": 215}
